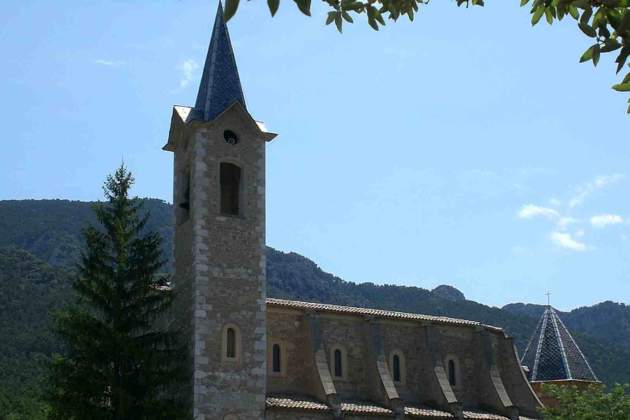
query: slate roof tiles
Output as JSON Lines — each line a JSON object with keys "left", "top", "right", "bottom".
{"left": 521, "top": 306, "right": 598, "bottom": 382}
{"left": 194, "top": 2, "right": 246, "bottom": 122}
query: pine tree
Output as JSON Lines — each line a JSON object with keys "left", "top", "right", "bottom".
{"left": 47, "top": 165, "right": 185, "bottom": 420}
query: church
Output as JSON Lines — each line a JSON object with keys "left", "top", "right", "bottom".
{"left": 162, "top": 4, "right": 544, "bottom": 419}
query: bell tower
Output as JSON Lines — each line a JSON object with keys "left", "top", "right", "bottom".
{"left": 163, "top": 4, "right": 277, "bottom": 419}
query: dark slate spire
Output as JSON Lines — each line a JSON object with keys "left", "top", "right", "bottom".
{"left": 194, "top": 1, "right": 246, "bottom": 121}
{"left": 521, "top": 306, "right": 598, "bottom": 382}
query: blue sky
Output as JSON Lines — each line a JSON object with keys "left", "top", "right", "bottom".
{"left": 2, "top": 0, "right": 629, "bottom": 311}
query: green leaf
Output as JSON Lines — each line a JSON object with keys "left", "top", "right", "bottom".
{"left": 592, "top": 8, "right": 607, "bottom": 28}
{"left": 335, "top": 12, "right": 343, "bottom": 32}
{"left": 368, "top": 17, "right": 379, "bottom": 30}
{"left": 293, "top": 0, "right": 311, "bottom": 16}
{"left": 531, "top": 7, "right": 545, "bottom": 25}
{"left": 616, "top": 46, "right": 630, "bottom": 73}
{"left": 267, "top": 0, "right": 280, "bottom": 17}
{"left": 612, "top": 82, "right": 630, "bottom": 92}
{"left": 580, "top": 45, "right": 594, "bottom": 63}
{"left": 619, "top": 10, "right": 630, "bottom": 34}
{"left": 374, "top": 9, "right": 385, "bottom": 25}
{"left": 520, "top": 0, "right": 530, "bottom": 6}
{"left": 569, "top": 6, "right": 579, "bottom": 20}
{"left": 592, "top": 44, "right": 601, "bottom": 66}
{"left": 326, "top": 11, "right": 336, "bottom": 25}
{"left": 342, "top": 11, "right": 354, "bottom": 23}
{"left": 223, "top": 0, "right": 240, "bottom": 22}
{"left": 367, "top": 7, "right": 379, "bottom": 31}
{"left": 578, "top": 23, "right": 596, "bottom": 37}
{"left": 607, "top": 9, "right": 622, "bottom": 29}
{"left": 545, "top": 7, "right": 554, "bottom": 25}
{"left": 343, "top": 1, "right": 363, "bottom": 12}
{"left": 580, "top": 7, "right": 592, "bottom": 25}
{"left": 601, "top": 39, "right": 621, "bottom": 53}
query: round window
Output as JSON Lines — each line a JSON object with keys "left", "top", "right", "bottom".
{"left": 224, "top": 130, "right": 239, "bottom": 145}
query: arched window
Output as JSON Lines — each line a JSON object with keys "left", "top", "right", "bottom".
{"left": 389, "top": 351, "right": 405, "bottom": 384}
{"left": 222, "top": 324, "right": 241, "bottom": 362}
{"left": 226, "top": 328, "right": 236, "bottom": 359}
{"left": 393, "top": 355, "right": 401, "bottom": 382}
{"left": 334, "top": 349, "right": 343, "bottom": 378}
{"left": 220, "top": 162, "right": 241, "bottom": 216}
{"left": 272, "top": 343, "right": 281, "bottom": 373}
{"left": 448, "top": 359, "right": 457, "bottom": 387}
{"left": 330, "top": 346, "right": 347, "bottom": 379}
{"left": 268, "top": 341, "right": 286, "bottom": 376}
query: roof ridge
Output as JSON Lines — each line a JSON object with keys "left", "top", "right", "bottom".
{"left": 549, "top": 307, "right": 572, "bottom": 380}
{"left": 266, "top": 297, "right": 502, "bottom": 330}
{"left": 530, "top": 308, "right": 549, "bottom": 381}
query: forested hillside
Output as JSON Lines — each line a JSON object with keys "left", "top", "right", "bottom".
{"left": 1, "top": 199, "right": 629, "bottom": 418}
{"left": 0, "top": 247, "right": 72, "bottom": 418}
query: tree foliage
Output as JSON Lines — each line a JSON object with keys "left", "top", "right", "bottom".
{"left": 224, "top": 0, "right": 630, "bottom": 113}
{"left": 541, "top": 383, "right": 630, "bottom": 419}
{"left": 46, "top": 166, "right": 185, "bottom": 420}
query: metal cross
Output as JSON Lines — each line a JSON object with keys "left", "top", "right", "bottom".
{"left": 545, "top": 291, "right": 551, "bottom": 307}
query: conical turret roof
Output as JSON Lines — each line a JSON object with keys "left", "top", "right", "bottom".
{"left": 194, "top": 1, "right": 246, "bottom": 122}
{"left": 521, "top": 306, "right": 598, "bottom": 382}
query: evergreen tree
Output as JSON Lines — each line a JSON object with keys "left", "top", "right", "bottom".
{"left": 47, "top": 165, "right": 184, "bottom": 420}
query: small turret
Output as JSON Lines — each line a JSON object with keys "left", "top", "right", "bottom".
{"left": 521, "top": 304, "right": 599, "bottom": 406}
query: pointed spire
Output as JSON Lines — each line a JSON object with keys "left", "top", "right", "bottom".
{"left": 194, "top": 1, "right": 246, "bottom": 121}
{"left": 521, "top": 306, "right": 598, "bottom": 383}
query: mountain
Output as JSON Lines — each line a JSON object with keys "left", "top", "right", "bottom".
{"left": 0, "top": 199, "right": 629, "bottom": 416}
{"left": 431, "top": 285, "right": 466, "bottom": 302}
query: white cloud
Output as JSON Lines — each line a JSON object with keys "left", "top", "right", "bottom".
{"left": 590, "top": 214, "right": 624, "bottom": 228}
{"left": 549, "top": 197, "right": 562, "bottom": 207}
{"left": 179, "top": 59, "right": 199, "bottom": 88}
{"left": 517, "top": 175, "right": 627, "bottom": 251}
{"left": 550, "top": 231, "right": 587, "bottom": 252}
{"left": 557, "top": 217, "right": 578, "bottom": 230}
{"left": 517, "top": 204, "right": 559, "bottom": 220}
{"left": 94, "top": 59, "right": 124, "bottom": 67}
{"left": 569, "top": 174, "right": 624, "bottom": 208}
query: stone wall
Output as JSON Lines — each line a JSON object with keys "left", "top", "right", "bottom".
{"left": 267, "top": 311, "right": 313, "bottom": 395}
{"left": 266, "top": 305, "right": 542, "bottom": 419}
